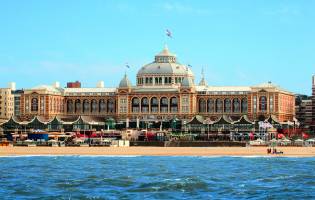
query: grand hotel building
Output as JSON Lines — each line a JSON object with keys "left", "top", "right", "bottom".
{"left": 19, "top": 46, "right": 295, "bottom": 125}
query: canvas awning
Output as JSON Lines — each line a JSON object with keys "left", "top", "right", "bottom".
{"left": 212, "top": 115, "right": 234, "bottom": 125}
{"left": 186, "top": 115, "right": 204, "bottom": 125}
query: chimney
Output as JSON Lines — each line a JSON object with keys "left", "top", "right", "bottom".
{"left": 8, "top": 82, "right": 16, "bottom": 91}
{"left": 97, "top": 81, "right": 104, "bottom": 88}
{"left": 53, "top": 82, "right": 60, "bottom": 88}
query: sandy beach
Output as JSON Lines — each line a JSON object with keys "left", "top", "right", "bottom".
{"left": 0, "top": 146, "right": 315, "bottom": 157}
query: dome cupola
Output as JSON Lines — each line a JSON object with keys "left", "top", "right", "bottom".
{"left": 154, "top": 45, "right": 177, "bottom": 63}
{"left": 136, "top": 45, "right": 194, "bottom": 87}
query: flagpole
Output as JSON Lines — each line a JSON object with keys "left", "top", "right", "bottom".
{"left": 125, "top": 63, "right": 130, "bottom": 76}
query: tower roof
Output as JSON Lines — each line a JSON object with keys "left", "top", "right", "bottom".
{"left": 181, "top": 77, "right": 194, "bottom": 87}
{"left": 119, "top": 74, "right": 132, "bottom": 88}
{"left": 198, "top": 68, "right": 207, "bottom": 86}
{"left": 156, "top": 45, "right": 176, "bottom": 57}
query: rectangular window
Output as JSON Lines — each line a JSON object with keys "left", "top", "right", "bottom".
{"left": 142, "top": 107, "right": 149, "bottom": 113}
{"left": 151, "top": 107, "right": 158, "bottom": 113}
{"left": 120, "top": 106, "right": 127, "bottom": 113}
{"left": 181, "top": 96, "right": 189, "bottom": 113}
{"left": 161, "top": 107, "right": 168, "bottom": 113}
{"left": 270, "top": 96, "right": 274, "bottom": 112}
{"left": 253, "top": 96, "right": 257, "bottom": 113}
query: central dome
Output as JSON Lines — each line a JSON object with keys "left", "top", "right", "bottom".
{"left": 136, "top": 46, "right": 194, "bottom": 86}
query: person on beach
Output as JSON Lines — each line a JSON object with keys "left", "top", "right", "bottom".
{"left": 267, "top": 148, "right": 271, "bottom": 154}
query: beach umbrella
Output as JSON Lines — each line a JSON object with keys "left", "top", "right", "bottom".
{"left": 74, "top": 138, "right": 83, "bottom": 143}
{"left": 255, "top": 139, "right": 265, "bottom": 144}
{"left": 302, "top": 133, "right": 309, "bottom": 139}
{"left": 294, "top": 139, "right": 304, "bottom": 145}
{"left": 281, "top": 138, "right": 291, "bottom": 142}
{"left": 277, "top": 134, "right": 285, "bottom": 139}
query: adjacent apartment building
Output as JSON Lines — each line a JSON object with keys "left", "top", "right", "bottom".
{"left": 0, "top": 83, "right": 16, "bottom": 123}
{"left": 0, "top": 82, "right": 24, "bottom": 124}
{"left": 311, "top": 75, "right": 315, "bottom": 133}
{"left": 295, "top": 94, "right": 312, "bottom": 130}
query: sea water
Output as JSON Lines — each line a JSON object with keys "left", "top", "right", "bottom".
{"left": 0, "top": 156, "right": 315, "bottom": 199}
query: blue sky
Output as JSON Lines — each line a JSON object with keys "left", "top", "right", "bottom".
{"left": 0, "top": 0, "right": 314, "bottom": 95}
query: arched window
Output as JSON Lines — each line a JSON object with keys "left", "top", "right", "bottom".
{"left": 207, "top": 99, "right": 214, "bottom": 113}
{"left": 75, "top": 99, "right": 81, "bottom": 113}
{"left": 31, "top": 98, "right": 38, "bottom": 112}
{"left": 199, "top": 99, "right": 206, "bottom": 113}
{"left": 132, "top": 97, "right": 140, "bottom": 113}
{"left": 150, "top": 97, "right": 158, "bottom": 113}
{"left": 215, "top": 99, "right": 223, "bottom": 113}
{"left": 170, "top": 97, "right": 178, "bottom": 113}
{"left": 164, "top": 77, "right": 168, "bottom": 84}
{"left": 99, "top": 99, "right": 106, "bottom": 113}
{"left": 141, "top": 97, "right": 149, "bottom": 113}
{"left": 232, "top": 98, "right": 240, "bottom": 113}
{"left": 224, "top": 99, "right": 231, "bottom": 113}
{"left": 259, "top": 96, "right": 267, "bottom": 112}
{"left": 160, "top": 97, "right": 168, "bottom": 113}
{"left": 241, "top": 98, "right": 248, "bottom": 113}
{"left": 108, "top": 99, "right": 115, "bottom": 113}
{"left": 67, "top": 100, "right": 73, "bottom": 113}
{"left": 83, "top": 100, "right": 89, "bottom": 113}
{"left": 91, "top": 99, "right": 98, "bottom": 113}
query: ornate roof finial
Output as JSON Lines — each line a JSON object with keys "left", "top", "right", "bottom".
{"left": 201, "top": 68, "right": 205, "bottom": 79}
{"left": 164, "top": 43, "right": 168, "bottom": 51}
{"left": 199, "top": 67, "right": 208, "bottom": 86}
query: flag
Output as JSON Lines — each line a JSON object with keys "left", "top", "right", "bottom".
{"left": 166, "top": 29, "right": 172, "bottom": 38}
